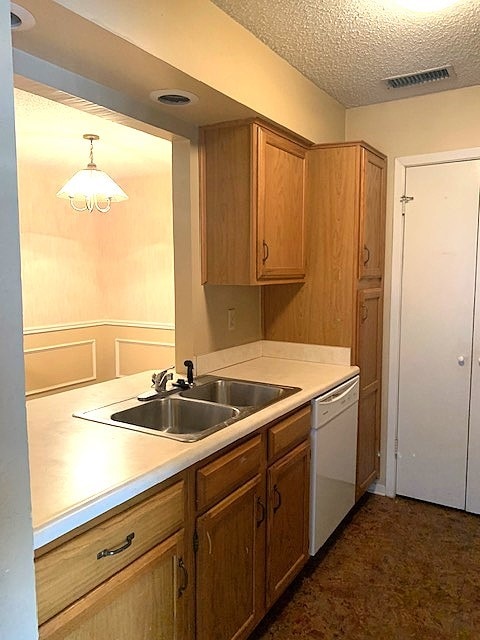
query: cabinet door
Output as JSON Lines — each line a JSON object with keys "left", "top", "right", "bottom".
{"left": 358, "top": 148, "right": 386, "bottom": 280}
{"left": 266, "top": 440, "right": 310, "bottom": 607}
{"left": 355, "top": 288, "right": 383, "bottom": 499}
{"left": 256, "top": 127, "right": 306, "bottom": 281}
{"left": 39, "top": 532, "right": 188, "bottom": 640}
{"left": 196, "top": 475, "right": 265, "bottom": 640}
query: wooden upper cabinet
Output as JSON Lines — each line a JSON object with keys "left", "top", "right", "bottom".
{"left": 358, "top": 148, "right": 386, "bottom": 280}
{"left": 200, "top": 119, "right": 308, "bottom": 285}
{"left": 256, "top": 128, "right": 306, "bottom": 281}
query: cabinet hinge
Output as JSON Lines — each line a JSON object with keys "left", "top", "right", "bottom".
{"left": 394, "top": 437, "right": 399, "bottom": 457}
{"left": 400, "top": 195, "right": 414, "bottom": 216}
{"left": 193, "top": 530, "right": 199, "bottom": 554}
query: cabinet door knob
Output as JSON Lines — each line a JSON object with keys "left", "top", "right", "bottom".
{"left": 458, "top": 356, "right": 465, "bottom": 366}
{"left": 363, "top": 244, "right": 371, "bottom": 266}
{"left": 262, "top": 241, "right": 269, "bottom": 264}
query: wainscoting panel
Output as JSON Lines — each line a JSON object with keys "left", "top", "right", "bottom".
{"left": 25, "top": 340, "right": 96, "bottom": 396}
{"left": 24, "top": 322, "right": 175, "bottom": 398}
{"left": 115, "top": 339, "right": 175, "bottom": 377}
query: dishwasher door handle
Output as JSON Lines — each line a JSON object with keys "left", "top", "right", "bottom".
{"left": 317, "top": 379, "right": 358, "bottom": 405}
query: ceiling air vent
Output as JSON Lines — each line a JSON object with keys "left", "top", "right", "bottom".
{"left": 384, "top": 65, "right": 455, "bottom": 89}
{"left": 149, "top": 89, "right": 199, "bottom": 107}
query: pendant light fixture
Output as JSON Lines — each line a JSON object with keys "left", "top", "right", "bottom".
{"left": 56, "top": 134, "right": 128, "bottom": 213}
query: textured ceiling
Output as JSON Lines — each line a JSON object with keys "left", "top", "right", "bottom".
{"left": 212, "top": 0, "right": 480, "bottom": 107}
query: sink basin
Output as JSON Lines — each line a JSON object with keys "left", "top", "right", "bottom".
{"left": 180, "top": 378, "right": 299, "bottom": 408}
{"left": 74, "top": 377, "right": 301, "bottom": 442}
{"left": 76, "top": 397, "right": 240, "bottom": 442}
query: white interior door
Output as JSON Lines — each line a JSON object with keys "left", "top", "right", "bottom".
{"left": 396, "top": 160, "right": 480, "bottom": 509}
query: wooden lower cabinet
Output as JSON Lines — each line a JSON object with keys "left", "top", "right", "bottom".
{"left": 39, "top": 531, "right": 187, "bottom": 640}
{"left": 195, "top": 409, "right": 311, "bottom": 640}
{"left": 37, "top": 410, "right": 311, "bottom": 640}
{"left": 356, "top": 287, "right": 383, "bottom": 499}
{"left": 266, "top": 441, "right": 310, "bottom": 607}
{"left": 356, "top": 386, "right": 381, "bottom": 499}
{"left": 196, "top": 475, "right": 265, "bottom": 640}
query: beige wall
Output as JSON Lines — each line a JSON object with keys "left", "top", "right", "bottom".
{"left": 346, "top": 86, "right": 480, "bottom": 158}
{"left": 346, "top": 85, "right": 480, "bottom": 486}
{"left": 100, "top": 172, "right": 175, "bottom": 325}
{"left": 17, "top": 139, "right": 175, "bottom": 392}
{"left": 0, "top": 0, "right": 38, "bottom": 634}
{"left": 18, "top": 158, "right": 174, "bottom": 328}
{"left": 55, "top": 0, "right": 345, "bottom": 143}
{"left": 18, "top": 158, "right": 101, "bottom": 326}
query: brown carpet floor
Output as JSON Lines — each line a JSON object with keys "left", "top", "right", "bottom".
{"left": 250, "top": 494, "right": 480, "bottom": 640}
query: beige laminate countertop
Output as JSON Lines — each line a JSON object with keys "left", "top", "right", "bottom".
{"left": 27, "top": 356, "right": 358, "bottom": 549}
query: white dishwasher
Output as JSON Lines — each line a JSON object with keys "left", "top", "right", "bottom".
{"left": 309, "top": 375, "right": 359, "bottom": 555}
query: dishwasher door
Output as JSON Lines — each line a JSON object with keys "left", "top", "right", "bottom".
{"left": 310, "top": 376, "right": 359, "bottom": 555}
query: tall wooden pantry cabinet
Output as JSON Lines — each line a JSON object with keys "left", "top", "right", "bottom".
{"left": 263, "top": 142, "right": 387, "bottom": 500}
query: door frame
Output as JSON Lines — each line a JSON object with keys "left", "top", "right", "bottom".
{"left": 386, "top": 146, "right": 480, "bottom": 498}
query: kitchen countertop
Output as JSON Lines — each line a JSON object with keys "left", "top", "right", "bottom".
{"left": 27, "top": 356, "right": 358, "bottom": 549}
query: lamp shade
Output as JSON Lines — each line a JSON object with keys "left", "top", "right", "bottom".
{"left": 56, "top": 134, "right": 128, "bottom": 213}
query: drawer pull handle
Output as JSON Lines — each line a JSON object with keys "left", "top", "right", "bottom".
{"left": 256, "top": 497, "right": 266, "bottom": 526}
{"left": 178, "top": 557, "right": 188, "bottom": 597}
{"left": 97, "top": 532, "right": 135, "bottom": 559}
{"left": 273, "top": 484, "right": 282, "bottom": 513}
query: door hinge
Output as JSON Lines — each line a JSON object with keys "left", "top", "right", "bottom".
{"left": 394, "top": 437, "right": 399, "bottom": 457}
{"left": 400, "top": 195, "right": 414, "bottom": 216}
{"left": 193, "top": 530, "right": 199, "bottom": 554}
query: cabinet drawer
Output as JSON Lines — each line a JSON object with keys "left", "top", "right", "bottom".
{"left": 35, "top": 480, "right": 184, "bottom": 625}
{"left": 268, "top": 407, "right": 311, "bottom": 462}
{"left": 196, "top": 435, "right": 263, "bottom": 511}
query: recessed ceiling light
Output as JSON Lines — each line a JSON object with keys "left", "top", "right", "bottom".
{"left": 149, "top": 89, "right": 199, "bottom": 107}
{"left": 10, "top": 3, "right": 36, "bottom": 31}
{"left": 395, "top": 0, "right": 460, "bottom": 11}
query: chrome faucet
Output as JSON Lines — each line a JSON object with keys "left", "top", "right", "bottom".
{"left": 152, "top": 367, "right": 174, "bottom": 393}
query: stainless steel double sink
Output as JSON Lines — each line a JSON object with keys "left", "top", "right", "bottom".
{"left": 74, "top": 377, "right": 301, "bottom": 442}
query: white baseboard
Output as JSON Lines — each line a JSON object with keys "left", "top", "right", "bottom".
{"left": 367, "top": 481, "right": 386, "bottom": 496}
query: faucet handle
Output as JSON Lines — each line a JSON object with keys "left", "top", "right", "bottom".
{"left": 151, "top": 366, "right": 175, "bottom": 388}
